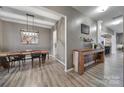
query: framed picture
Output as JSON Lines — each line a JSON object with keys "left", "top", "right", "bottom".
{"left": 20, "top": 30, "right": 39, "bottom": 44}
{"left": 81, "top": 24, "right": 90, "bottom": 34}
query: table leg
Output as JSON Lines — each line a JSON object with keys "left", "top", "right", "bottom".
{"left": 19, "top": 60, "right": 20, "bottom": 70}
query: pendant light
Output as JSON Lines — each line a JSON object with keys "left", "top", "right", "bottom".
{"left": 26, "top": 13, "right": 34, "bottom": 32}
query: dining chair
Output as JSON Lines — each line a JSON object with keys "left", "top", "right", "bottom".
{"left": 0, "top": 56, "right": 10, "bottom": 72}
{"left": 41, "top": 50, "right": 49, "bottom": 63}
{"left": 31, "top": 52, "right": 41, "bottom": 68}
{"left": 41, "top": 53, "right": 46, "bottom": 64}
{"left": 8, "top": 54, "right": 26, "bottom": 70}
{"left": 17, "top": 54, "right": 26, "bottom": 66}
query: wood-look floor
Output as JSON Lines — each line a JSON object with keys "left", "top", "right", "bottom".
{"left": 0, "top": 53, "right": 123, "bottom": 87}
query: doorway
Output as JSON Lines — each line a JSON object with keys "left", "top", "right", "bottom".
{"left": 53, "top": 30, "right": 57, "bottom": 57}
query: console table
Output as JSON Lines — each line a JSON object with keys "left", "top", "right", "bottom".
{"left": 73, "top": 48, "right": 104, "bottom": 75}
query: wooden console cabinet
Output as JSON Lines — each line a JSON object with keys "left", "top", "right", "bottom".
{"left": 73, "top": 48, "right": 104, "bottom": 75}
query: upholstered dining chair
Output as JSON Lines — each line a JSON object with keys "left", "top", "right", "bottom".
{"left": 41, "top": 53, "right": 46, "bottom": 64}
{"left": 8, "top": 54, "right": 26, "bottom": 70}
{"left": 16, "top": 54, "right": 26, "bottom": 66}
{"left": 41, "top": 50, "right": 49, "bottom": 63}
{"left": 0, "top": 56, "right": 10, "bottom": 72}
{"left": 31, "top": 52, "right": 41, "bottom": 68}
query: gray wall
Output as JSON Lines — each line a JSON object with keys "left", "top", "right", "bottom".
{"left": 45, "top": 6, "right": 97, "bottom": 69}
{"left": 1, "top": 21, "right": 51, "bottom": 52}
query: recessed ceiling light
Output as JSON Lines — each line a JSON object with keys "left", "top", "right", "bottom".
{"left": 96, "top": 6, "right": 109, "bottom": 13}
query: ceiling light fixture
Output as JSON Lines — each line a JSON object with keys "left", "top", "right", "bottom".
{"left": 96, "top": 6, "right": 109, "bottom": 13}
{"left": 26, "top": 13, "right": 35, "bottom": 32}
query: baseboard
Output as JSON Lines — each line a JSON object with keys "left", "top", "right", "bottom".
{"left": 49, "top": 55, "right": 65, "bottom": 66}
{"left": 50, "top": 55, "right": 74, "bottom": 72}
{"left": 65, "top": 68, "right": 74, "bottom": 72}
{"left": 55, "top": 58, "right": 65, "bottom": 66}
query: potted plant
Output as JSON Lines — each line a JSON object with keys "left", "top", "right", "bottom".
{"left": 94, "top": 43, "right": 97, "bottom": 49}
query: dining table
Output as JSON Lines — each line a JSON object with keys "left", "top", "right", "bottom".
{"left": 0, "top": 50, "right": 49, "bottom": 69}
{"left": 0, "top": 50, "right": 49, "bottom": 57}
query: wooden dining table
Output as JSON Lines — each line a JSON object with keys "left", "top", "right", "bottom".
{"left": 0, "top": 50, "right": 49, "bottom": 57}
{"left": 0, "top": 50, "right": 49, "bottom": 69}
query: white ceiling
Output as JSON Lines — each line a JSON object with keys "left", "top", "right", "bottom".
{"left": 73, "top": 6, "right": 123, "bottom": 33}
{"left": 0, "top": 6, "right": 62, "bottom": 29}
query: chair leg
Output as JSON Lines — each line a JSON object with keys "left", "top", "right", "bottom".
{"left": 14, "top": 61, "right": 15, "bottom": 67}
{"left": 32, "top": 58, "right": 33, "bottom": 68}
{"left": 19, "top": 61, "right": 20, "bottom": 70}
{"left": 42, "top": 54, "right": 46, "bottom": 64}
{"left": 22, "top": 60, "right": 24, "bottom": 67}
{"left": 24, "top": 59, "right": 25, "bottom": 64}
{"left": 8, "top": 62, "right": 10, "bottom": 73}
{"left": 48, "top": 53, "right": 49, "bottom": 60}
{"left": 22, "top": 59, "right": 25, "bottom": 67}
{"left": 39, "top": 57, "right": 41, "bottom": 67}
{"left": 10, "top": 62, "right": 12, "bottom": 68}
{"left": 24, "top": 58, "right": 25, "bottom": 63}
{"left": 11, "top": 61, "right": 15, "bottom": 67}
{"left": 42, "top": 57, "right": 44, "bottom": 64}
